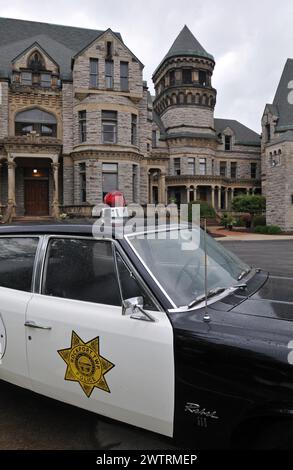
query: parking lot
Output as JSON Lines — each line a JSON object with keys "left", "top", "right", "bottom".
{"left": 0, "top": 239, "right": 292, "bottom": 449}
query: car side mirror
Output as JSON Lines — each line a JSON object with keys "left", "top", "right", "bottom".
{"left": 122, "top": 297, "right": 156, "bottom": 323}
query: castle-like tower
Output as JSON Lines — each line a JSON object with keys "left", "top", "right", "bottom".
{"left": 152, "top": 25, "right": 217, "bottom": 140}
{"left": 150, "top": 26, "right": 261, "bottom": 208}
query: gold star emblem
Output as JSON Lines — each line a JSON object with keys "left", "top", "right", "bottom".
{"left": 58, "top": 331, "right": 115, "bottom": 398}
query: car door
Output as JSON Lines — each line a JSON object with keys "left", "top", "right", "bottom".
{"left": 0, "top": 236, "right": 40, "bottom": 389}
{"left": 26, "top": 236, "right": 174, "bottom": 438}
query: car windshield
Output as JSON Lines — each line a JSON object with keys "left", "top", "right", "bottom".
{"left": 126, "top": 227, "right": 251, "bottom": 308}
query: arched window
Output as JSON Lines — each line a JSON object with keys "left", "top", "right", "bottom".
{"left": 28, "top": 51, "right": 45, "bottom": 72}
{"left": 15, "top": 108, "right": 57, "bottom": 137}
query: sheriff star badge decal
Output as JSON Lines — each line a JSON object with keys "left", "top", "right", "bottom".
{"left": 58, "top": 331, "right": 115, "bottom": 398}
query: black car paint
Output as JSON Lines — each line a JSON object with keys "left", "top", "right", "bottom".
{"left": 170, "top": 274, "right": 293, "bottom": 448}
{"left": 1, "top": 225, "right": 293, "bottom": 448}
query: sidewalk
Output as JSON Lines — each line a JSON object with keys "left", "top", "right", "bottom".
{"left": 209, "top": 226, "right": 293, "bottom": 241}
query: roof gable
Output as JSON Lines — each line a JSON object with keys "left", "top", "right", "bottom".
{"left": 0, "top": 17, "right": 123, "bottom": 80}
{"left": 73, "top": 28, "right": 144, "bottom": 68}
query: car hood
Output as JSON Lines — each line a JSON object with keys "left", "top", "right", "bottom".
{"left": 230, "top": 274, "right": 293, "bottom": 322}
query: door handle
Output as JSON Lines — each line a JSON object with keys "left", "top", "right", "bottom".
{"left": 25, "top": 321, "right": 52, "bottom": 331}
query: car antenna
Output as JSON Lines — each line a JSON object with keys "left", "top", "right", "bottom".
{"left": 203, "top": 218, "right": 211, "bottom": 323}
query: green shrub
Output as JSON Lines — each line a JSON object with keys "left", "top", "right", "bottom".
{"left": 232, "top": 195, "right": 266, "bottom": 215}
{"left": 254, "top": 225, "right": 282, "bottom": 234}
{"left": 188, "top": 201, "right": 216, "bottom": 222}
{"left": 253, "top": 215, "right": 266, "bottom": 227}
{"left": 235, "top": 217, "right": 246, "bottom": 227}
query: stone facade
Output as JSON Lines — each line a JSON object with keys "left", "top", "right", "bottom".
{"left": 0, "top": 20, "right": 262, "bottom": 221}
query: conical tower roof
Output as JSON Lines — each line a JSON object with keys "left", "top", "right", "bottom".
{"left": 164, "top": 25, "right": 213, "bottom": 61}
{"left": 153, "top": 25, "right": 214, "bottom": 77}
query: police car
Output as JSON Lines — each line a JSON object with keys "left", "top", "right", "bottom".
{"left": 0, "top": 220, "right": 293, "bottom": 449}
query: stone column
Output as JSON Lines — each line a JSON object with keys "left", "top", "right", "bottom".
{"left": 230, "top": 188, "right": 235, "bottom": 210}
{"left": 51, "top": 162, "right": 60, "bottom": 218}
{"left": 211, "top": 186, "right": 215, "bottom": 208}
{"left": 186, "top": 187, "right": 191, "bottom": 203}
{"left": 194, "top": 186, "right": 197, "bottom": 201}
{"left": 225, "top": 188, "right": 228, "bottom": 210}
{"left": 7, "top": 160, "right": 16, "bottom": 217}
{"left": 158, "top": 173, "right": 166, "bottom": 204}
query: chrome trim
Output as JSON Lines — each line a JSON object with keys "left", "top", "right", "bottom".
{"left": 36, "top": 234, "right": 163, "bottom": 313}
{"left": 25, "top": 320, "right": 52, "bottom": 330}
{"left": 38, "top": 234, "right": 121, "bottom": 297}
{"left": 114, "top": 245, "right": 163, "bottom": 313}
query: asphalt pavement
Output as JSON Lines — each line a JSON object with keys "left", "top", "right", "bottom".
{"left": 0, "top": 239, "right": 293, "bottom": 449}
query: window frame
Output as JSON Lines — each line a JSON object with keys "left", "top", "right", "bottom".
{"left": 120, "top": 61, "right": 129, "bottom": 92}
{"left": 102, "top": 110, "right": 118, "bottom": 144}
{"left": 37, "top": 234, "right": 161, "bottom": 310}
{"left": 105, "top": 60, "right": 114, "bottom": 89}
{"left": 251, "top": 162, "right": 257, "bottom": 179}
{"left": 89, "top": 58, "right": 99, "bottom": 88}
{"left": 78, "top": 110, "right": 87, "bottom": 143}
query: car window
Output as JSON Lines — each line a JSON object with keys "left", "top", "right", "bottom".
{"left": 116, "top": 251, "right": 158, "bottom": 311}
{"left": 0, "top": 237, "right": 39, "bottom": 292}
{"left": 42, "top": 238, "right": 121, "bottom": 306}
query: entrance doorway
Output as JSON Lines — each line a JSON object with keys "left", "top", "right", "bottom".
{"left": 24, "top": 179, "right": 49, "bottom": 216}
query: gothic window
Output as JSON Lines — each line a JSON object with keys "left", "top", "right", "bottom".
{"left": 28, "top": 51, "right": 45, "bottom": 72}
{"left": 15, "top": 108, "right": 57, "bottom": 137}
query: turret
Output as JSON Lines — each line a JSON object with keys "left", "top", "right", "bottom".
{"left": 152, "top": 25, "right": 216, "bottom": 138}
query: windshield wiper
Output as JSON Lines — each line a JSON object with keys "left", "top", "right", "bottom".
{"left": 188, "top": 287, "right": 227, "bottom": 309}
{"left": 238, "top": 268, "right": 251, "bottom": 281}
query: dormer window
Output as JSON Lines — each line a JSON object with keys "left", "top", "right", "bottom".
{"left": 28, "top": 51, "right": 45, "bottom": 72}
{"left": 224, "top": 135, "right": 232, "bottom": 151}
{"left": 17, "top": 50, "right": 54, "bottom": 88}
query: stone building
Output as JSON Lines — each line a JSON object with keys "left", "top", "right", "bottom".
{"left": 262, "top": 59, "right": 293, "bottom": 231}
{"left": 0, "top": 18, "right": 261, "bottom": 221}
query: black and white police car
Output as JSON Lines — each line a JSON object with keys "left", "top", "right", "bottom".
{"left": 0, "top": 220, "right": 293, "bottom": 449}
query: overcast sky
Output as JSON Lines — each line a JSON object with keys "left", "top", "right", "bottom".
{"left": 1, "top": 0, "right": 293, "bottom": 132}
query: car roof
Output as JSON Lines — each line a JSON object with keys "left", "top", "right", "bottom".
{"left": 0, "top": 222, "right": 191, "bottom": 238}
{"left": 0, "top": 224, "right": 96, "bottom": 237}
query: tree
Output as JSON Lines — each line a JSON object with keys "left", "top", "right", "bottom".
{"left": 232, "top": 195, "right": 266, "bottom": 228}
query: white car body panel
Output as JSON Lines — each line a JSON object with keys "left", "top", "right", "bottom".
{"left": 0, "top": 287, "right": 32, "bottom": 388}
{"left": 26, "top": 293, "right": 175, "bottom": 437}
